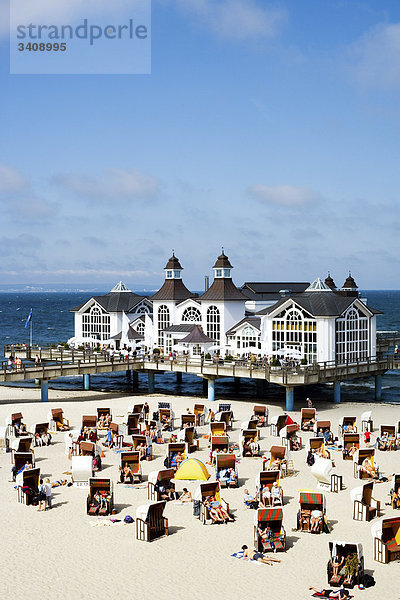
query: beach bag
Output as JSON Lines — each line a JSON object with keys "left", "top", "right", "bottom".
{"left": 124, "top": 515, "right": 134, "bottom": 524}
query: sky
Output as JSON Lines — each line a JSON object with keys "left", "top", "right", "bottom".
{"left": 0, "top": 0, "right": 399, "bottom": 290}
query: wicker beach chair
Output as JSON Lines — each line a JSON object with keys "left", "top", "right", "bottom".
{"left": 120, "top": 413, "right": 141, "bottom": 437}
{"left": 338, "top": 416, "right": 357, "bottom": 436}
{"left": 254, "top": 507, "right": 286, "bottom": 552}
{"left": 271, "top": 414, "right": 287, "bottom": 437}
{"left": 240, "top": 429, "right": 260, "bottom": 457}
{"left": 215, "top": 453, "right": 238, "bottom": 488}
{"left": 196, "top": 481, "right": 230, "bottom": 525}
{"left": 16, "top": 467, "right": 40, "bottom": 506}
{"left": 327, "top": 541, "right": 364, "bottom": 588}
{"left": 280, "top": 424, "right": 302, "bottom": 451}
{"left": 147, "top": 468, "right": 176, "bottom": 501}
{"left": 120, "top": 450, "right": 142, "bottom": 483}
{"left": 86, "top": 478, "right": 113, "bottom": 516}
{"left": 372, "top": 517, "right": 400, "bottom": 563}
{"left": 48, "top": 408, "right": 70, "bottom": 431}
{"left": 136, "top": 501, "right": 168, "bottom": 542}
{"left": 253, "top": 404, "right": 268, "bottom": 427}
{"left": 193, "top": 404, "right": 206, "bottom": 426}
{"left": 343, "top": 433, "right": 360, "bottom": 460}
{"left": 256, "top": 470, "right": 282, "bottom": 505}
{"left": 297, "top": 490, "right": 326, "bottom": 533}
{"left": 351, "top": 481, "right": 380, "bottom": 521}
{"left": 301, "top": 408, "right": 316, "bottom": 431}
{"left": 353, "top": 448, "right": 376, "bottom": 479}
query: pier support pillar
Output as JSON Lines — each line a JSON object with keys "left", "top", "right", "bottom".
{"left": 375, "top": 375, "right": 382, "bottom": 400}
{"left": 334, "top": 381, "right": 341, "bottom": 404}
{"left": 285, "top": 387, "right": 294, "bottom": 412}
{"left": 148, "top": 372, "right": 155, "bottom": 394}
{"left": 40, "top": 380, "right": 49, "bottom": 403}
{"left": 83, "top": 374, "right": 90, "bottom": 391}
{"left": 132, "top": 370, "right": 139, "bottom": 389}
{"left": 208, "top": 378, "right": 215, "bottom": 402}
{"left": 176, "top": 372, "right": 182, "bottom": 384}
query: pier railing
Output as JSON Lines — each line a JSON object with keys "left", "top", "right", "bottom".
{"left": 1, "top": 345, "right": 398, "bottom": 385}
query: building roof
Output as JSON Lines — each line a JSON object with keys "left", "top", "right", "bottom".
{"left": 151, "top": 279, "right": 193, "bottom": 302}
{"left": 70, "top": 291, "right": 148, "bottom": 313}
{"left": 342, "top": 273, "right": 358, "bottom": 289}
{"left": 226, "top": 316, "right": 261, "bottom": 336}
{"left": 164, "top": 253, "right": 183, "bottom": 270}
{"left": 241, "top": 282, "right": 310, "bottom": 301}
{"left": 110, "top": 281, "right": 132, "bottom": 292}
{"left": 213, "top": 250, "right": 233, "bottom": 269}
{"left": 163, "top": 324, "right": 196, "bottom": 333}
{"left": 256, "top": 292, "right": 382, "bottom": 317}
{"left": 199, "top": 278, "right": 248, "bottom": 302}
{"left": 306, "top": 277, "right": 332, "bottom": 291}
{"left": 108, "top": 326, "right": 144, "bottom": 341}
{"left": 180, "top": 325, "right": 215, "bottom": 344}
{"left": 324, "top": 273, "right": 336, "bottom": 290}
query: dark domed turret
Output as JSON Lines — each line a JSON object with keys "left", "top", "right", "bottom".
{"left": 324, "top": 272, "right": 337, "bottom": 290}
{"left": 212, "top": 250, "right": 233, "bottom": 270}
{"left": 164, "top": 252, "right": 183, "bottom": 271}
{"left": 339, "top": 272, "right": 359, "bottom": 297}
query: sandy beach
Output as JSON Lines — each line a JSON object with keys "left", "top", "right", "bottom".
{"left": 1, "top": 385, "right": 399, "bottom": 600}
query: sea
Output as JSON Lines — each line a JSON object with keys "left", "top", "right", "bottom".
{"left": 0, "top": 290, "right": 399, "bottom": 405}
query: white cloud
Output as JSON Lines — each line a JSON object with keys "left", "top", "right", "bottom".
{"left": 247, "top": 184, "right": 325, "bottom": 207}
{"left": 53, "top": 168, "right": 160, "bottom": 201}
{"left": 348, "top": 22, "right": 400, "bottom": 88}
{"left": 0, "top": 164, "right": 29, "bottom": 193}
{"left": 173, "top": 0, "right": 286, "bottom": 41}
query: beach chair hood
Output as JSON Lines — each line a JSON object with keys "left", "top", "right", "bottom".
{"left": 311, "top": 456, "right": 333, "bottom": 486}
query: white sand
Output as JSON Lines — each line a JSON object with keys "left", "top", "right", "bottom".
{"left": 1, "top": 385, "right": 399, "bottom": 600}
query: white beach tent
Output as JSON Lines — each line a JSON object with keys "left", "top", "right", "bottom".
{"left": 71, "top": 455, "right": 93, "bottom": 487}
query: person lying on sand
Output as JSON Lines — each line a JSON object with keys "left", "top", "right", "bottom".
{"left": 241, "top": 545, "right": 280, "bottom": 565}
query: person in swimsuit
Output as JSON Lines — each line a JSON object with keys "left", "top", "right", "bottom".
{"left": 241, "top": 545, "right": 280, "bottom": 565}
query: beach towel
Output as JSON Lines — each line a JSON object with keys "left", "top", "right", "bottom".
{"left": 231, "top": 552, "right": 262, "bottom": 565}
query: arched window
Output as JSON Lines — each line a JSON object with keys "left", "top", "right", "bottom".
{"left": 182, "top": 306, "right": 201, "bottom": 322}
{"left": 136, "top": 304, "right": 150, "bottom": 314}
{"left": 82, "top": 304, "right": 110, "bottom": 341}
{"left": 158, "top": 305, "right": 170, "bottom": 347}
{"left": 207, "top": 306, "right": 220, "bottom": 342}
{"left": 336, "top": 307, "right": 368, "bottom": 364}
{"left": 285, "top": 309, "right": 303, "bottom": 343}
{"left": 136, "top": 322, "right": 145, "bottom": 336}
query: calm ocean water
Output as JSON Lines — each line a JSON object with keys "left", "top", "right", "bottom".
{"left": 0, "top": 290, "right": 398, "bottom": 404}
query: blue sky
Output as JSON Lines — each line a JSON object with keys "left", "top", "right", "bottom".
{"left": 0, "top": 0, "right": 399, "bottom": 290}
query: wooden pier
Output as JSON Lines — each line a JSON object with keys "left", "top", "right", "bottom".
{"left": 2, "top": 344, "right": 399, "bottom": 409}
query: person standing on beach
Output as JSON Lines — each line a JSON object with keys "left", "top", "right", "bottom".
{"left": 306, "top": 398, "right": 312, "bottom": 409}
{"left": 44, "top": 478, "right": 52, "bottom": 509}
{"left": 38, "top": 479, "right": 47, "bottom": 511}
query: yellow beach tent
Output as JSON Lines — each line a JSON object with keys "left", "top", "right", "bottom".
{"left": 174, "top": 458, "right": 210, "bottom": 481}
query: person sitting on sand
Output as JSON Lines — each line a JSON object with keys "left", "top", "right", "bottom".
{"left": 309, "top": 586, "right": 351, "bottom": 598}
{"left": 241, "top": 545, "right": 281, "bottom": 565}
{"left": 179, "top": 488, "right": 192, "bottom": 503}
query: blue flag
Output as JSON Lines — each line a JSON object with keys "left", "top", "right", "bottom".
{"left": 24, "top": 309, "right": 32, "bottom": 328}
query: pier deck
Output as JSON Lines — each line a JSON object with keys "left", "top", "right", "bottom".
{"left": 1, "top": 347, "right": 398, "bottom": 387}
